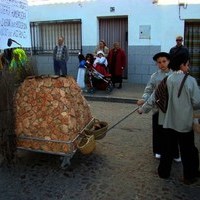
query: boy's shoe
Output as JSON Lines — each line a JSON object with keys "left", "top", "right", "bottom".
{"left": 180, "top": 177, "right": 198, "bottom": 185}
{"left": 155, "top": 154, "right": 161, "bottom": 159}
{"left": 158, "top": 172, "right": 170, "bottom": 179}
{"left": 173, "top": 157, "right": 182, "bottom": 163}
{"left": 195, "top": 170, "right": 200, "bottom": 178}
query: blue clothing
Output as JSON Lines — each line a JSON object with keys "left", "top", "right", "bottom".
{"left": 79, "top": 60, "right": 86, "bottom": 68}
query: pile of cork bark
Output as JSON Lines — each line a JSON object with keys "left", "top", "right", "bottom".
{"left": 14, "top": 75, "right": 92, "bottom": 153}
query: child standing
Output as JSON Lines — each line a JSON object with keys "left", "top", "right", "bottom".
{"left": 76, "top": 53, "right": 86, "bottom": 89}
{"left": 157, "top": 53, "right": 200, "bottom": 184}
{"left": 137, "top": 52, "right": 180, "bottom": 161}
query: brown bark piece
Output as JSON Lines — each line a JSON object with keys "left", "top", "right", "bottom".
{"left": 14, "top": 76, "right": 92, "bottom": 153}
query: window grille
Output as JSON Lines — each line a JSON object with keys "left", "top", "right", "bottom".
{"left": 30, "top": 19, "right": 82, "bottom": 55}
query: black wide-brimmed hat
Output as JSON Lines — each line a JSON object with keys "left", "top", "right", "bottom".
{"left": 153, "top": 52, "right": 170, "bottom": 61}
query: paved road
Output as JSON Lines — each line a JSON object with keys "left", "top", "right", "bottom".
{"left": 0, "top": 100, "right": 200, "bottom": 200}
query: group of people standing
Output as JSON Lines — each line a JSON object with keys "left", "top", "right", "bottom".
{"left": 137, "top": 35, "right": 200, "bottom": 185}
{"left": 52, "top": 37, "right": 127, "bottom": 90}
{"left": 79, "top": 40, "right": 126, "bottom": 90}
{"left": 53, "top": 35, "right": 200, "bottom": 184}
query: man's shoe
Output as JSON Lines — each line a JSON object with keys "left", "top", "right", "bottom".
{"left": 117, "top": 83, "right": 122, "bottom": 89}
{"left": 174, "top": 157, "right": 181, "bottom": 163}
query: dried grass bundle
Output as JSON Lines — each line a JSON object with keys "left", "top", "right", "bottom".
{"left": 0, "top": 71, "right": 17, "bottom": 163}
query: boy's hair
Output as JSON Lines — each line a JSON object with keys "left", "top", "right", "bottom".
{"left": 153, "top": 52, "right": 170, "bottom": 61}
{"left": 168, "top": 53, "right": 189, "bottom": 71}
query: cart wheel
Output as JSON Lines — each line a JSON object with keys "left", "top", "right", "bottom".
{"left": 88, "top": 88, "right": 95, "bottom": 94}
{"left": 106, "top": 85, "right": 113, "bottom": 93}
{"left": 60, "top": 156, "right": 71, "bottom": 169}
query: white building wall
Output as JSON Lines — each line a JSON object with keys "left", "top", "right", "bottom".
{"left": 28, "top": 0, "right": 200, "bottom": 84}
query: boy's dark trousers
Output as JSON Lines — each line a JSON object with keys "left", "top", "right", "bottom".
{"left": 158, "top": 128, "right": 199, "bottom": 179}
{"left": 152, "top": 112, "right": 162, "bottom": 155}
{"left": 152, "top": 112, "right": 179, "bottom": 158}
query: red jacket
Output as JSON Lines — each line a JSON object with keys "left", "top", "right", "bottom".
{"left": 107, "top": 48, "right": 126, "bottom": 76}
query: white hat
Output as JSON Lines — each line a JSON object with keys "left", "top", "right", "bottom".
{"left": 97, "top": 50, "right": 105, "bottom": 56}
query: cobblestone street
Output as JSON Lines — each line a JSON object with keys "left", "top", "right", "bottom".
{"left": 0, "top": 101, "right": 200, "bottom": 200}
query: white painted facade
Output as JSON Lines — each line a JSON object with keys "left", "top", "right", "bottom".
{"left": 28, "top": 0, "right": 200, "bottom": 84}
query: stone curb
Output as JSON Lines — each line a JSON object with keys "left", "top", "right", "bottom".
{"left": 84, "top": 95, "right": 138, "bottom": 104}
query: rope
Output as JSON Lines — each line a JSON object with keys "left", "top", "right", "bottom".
{"left": 107, "top": 107, "right": 139, "bottom": 131}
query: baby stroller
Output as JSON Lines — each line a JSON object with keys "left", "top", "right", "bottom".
{"left": 85, "top": 62, "right": 113, "bottom": 94}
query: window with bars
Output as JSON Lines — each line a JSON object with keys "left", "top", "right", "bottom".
{"left": 30, "top": 19, "right": 82, "bottom": 55}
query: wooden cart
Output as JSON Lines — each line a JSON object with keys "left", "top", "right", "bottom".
{"left": 16, "top": 118, "right": 95, "bottom": 168}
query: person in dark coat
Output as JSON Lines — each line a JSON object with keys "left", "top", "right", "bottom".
{"left": 107, "top": 42, "right": 126, "bottom": 89}
{"left": 169, "top": 36, "right": 189, "bottom": 60}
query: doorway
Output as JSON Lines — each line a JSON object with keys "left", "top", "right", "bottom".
{"left": 98, "top": 17, "right": 128, "bottom": 79}
{"left": 185, "top": 21, "right": 200, "bottom": 84}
